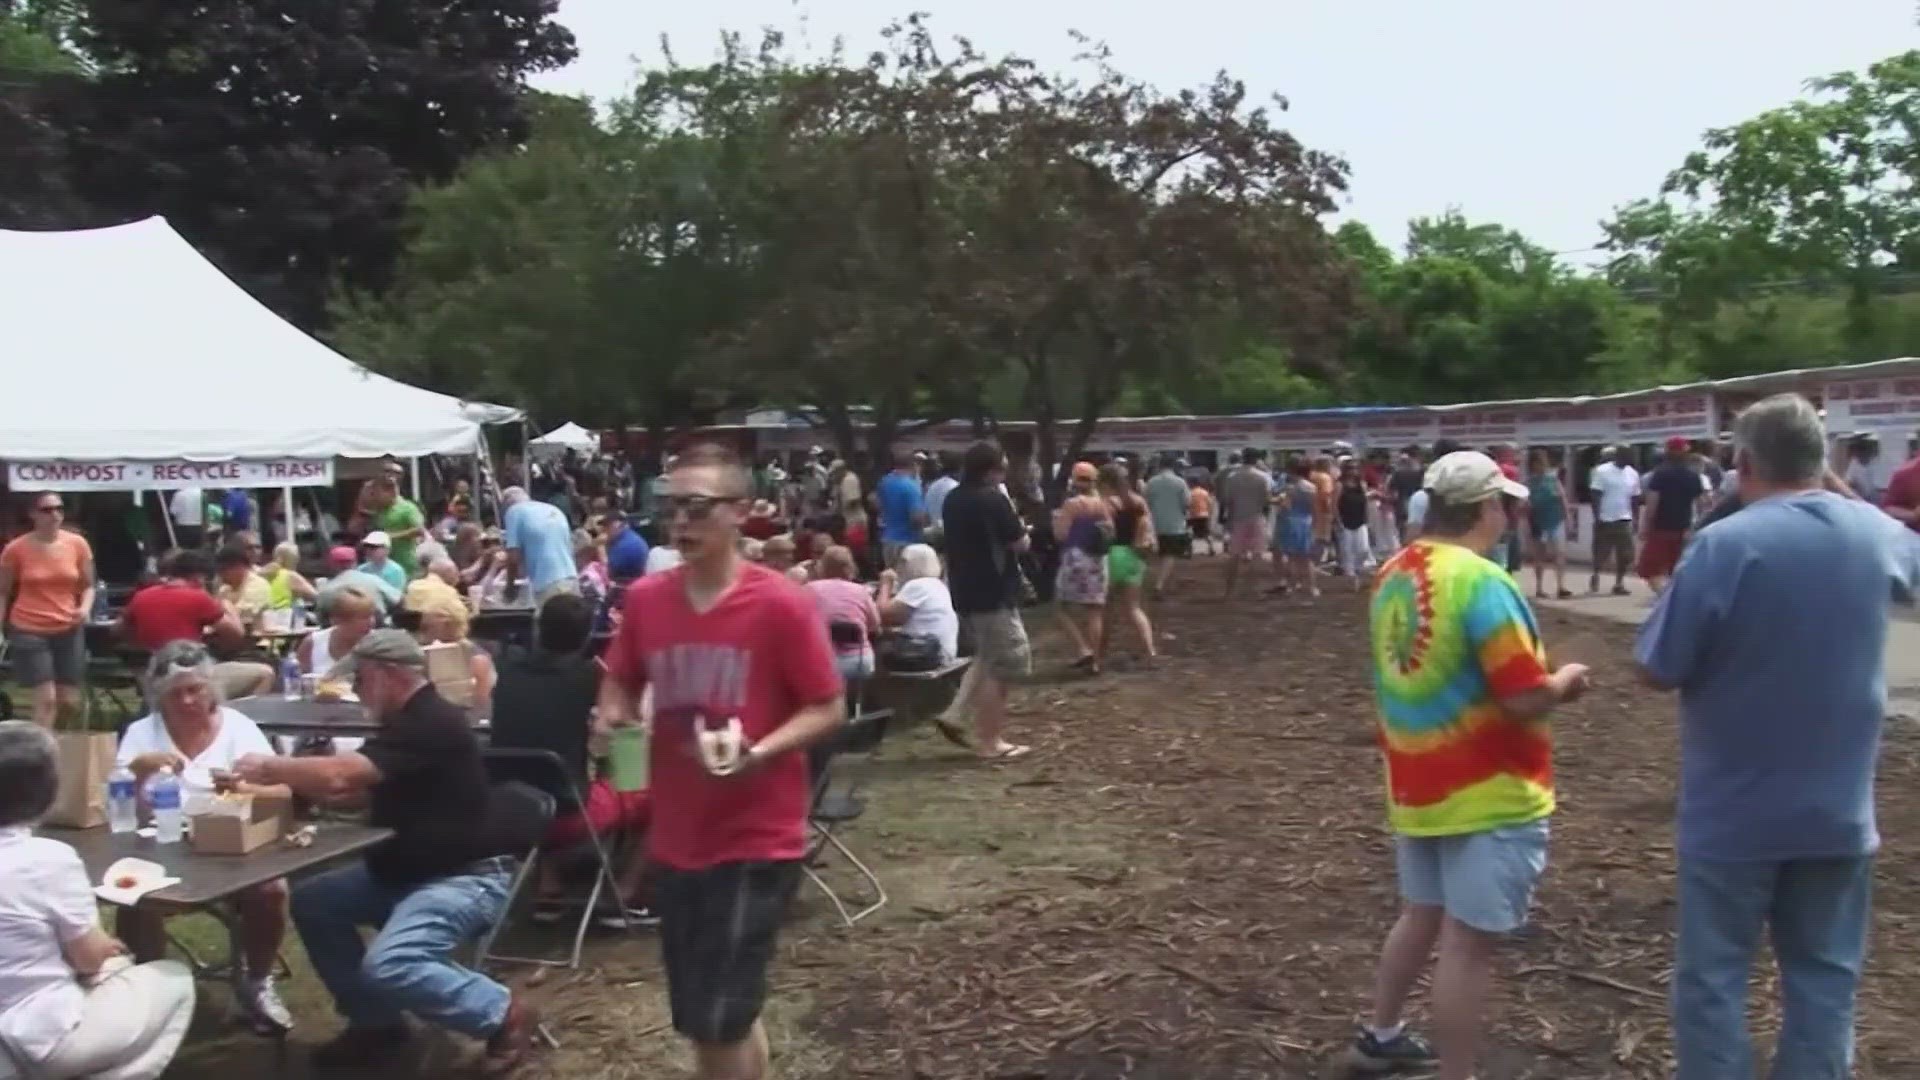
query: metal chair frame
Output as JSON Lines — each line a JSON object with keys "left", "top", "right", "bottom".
{"left": 477, "top": 748, "right": 634, "bottom": 971}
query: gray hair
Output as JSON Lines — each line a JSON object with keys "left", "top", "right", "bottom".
{"left": 1734, "top": 393, "right": 1826, "bottom": 485}
{"left": 145, "top": 639, "right": 223, "bottom": 706}
{"left": 0, "top": 721, "right": 59, "bottom": 828}
{"left": 899, "top": 543, "right": 942, "bottom": 581}
{"left": 501, "top": 486, "right": 529, "bottom": 506}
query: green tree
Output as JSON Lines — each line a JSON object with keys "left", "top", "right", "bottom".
{"left": 1343, "top": 212, "right": 1637, "bottom": 402}
{"left": 332, "top": 93, "right": 754, "bottom": 450}
{"left": 10, "top": 0, "right": 577, "bottom": 327}
{"left": 1602, "top": 48, "right": 1920, "bottom": 374}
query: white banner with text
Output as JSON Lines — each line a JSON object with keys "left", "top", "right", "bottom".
{"left": 8, "top": 458, "right": 335, "bottom": 491}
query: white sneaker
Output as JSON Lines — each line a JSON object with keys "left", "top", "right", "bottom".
{"left": 240, "top": 976, "right": 294, "bottom": 1034}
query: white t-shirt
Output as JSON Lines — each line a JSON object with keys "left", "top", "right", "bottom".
{"left": 116, "top": 706, "right": 274, "bottom": 792}
{"left": 892, "top": 577, "right": 959, "bottom": 661}
{"left": 1405, "top": 488, "right": 1430, "bottom": 529}
{"left": 924, "top": 476, "right": 959, "bottom": 527}
{"left": 645, "top": 547, "right": 684, "bottom": 575}
{"left": 0, "top": 827, "right": 99, "bottom": 1060}
{"left": 1590, "top": 462, "right": 1641, "bottom": 523}
{"left": 169, "top": 488, "right": 204, "bottom": 527}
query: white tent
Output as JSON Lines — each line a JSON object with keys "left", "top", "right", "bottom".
{"left": 0, "top": 217, "right": 521, "bottom": 462}
{"left": 530, "top": 422, "right": 599, "bottom": 456}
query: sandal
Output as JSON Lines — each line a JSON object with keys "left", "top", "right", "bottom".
{"left": 1557, "top": 589, "right": 1574, "bottom": 599}
{"left": 982, "top": 743, "right": 1033, "bottom": 762}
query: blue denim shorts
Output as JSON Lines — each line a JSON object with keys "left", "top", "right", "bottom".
{"left": 1395, "top": 818, "right": 1549, "bottom": 933}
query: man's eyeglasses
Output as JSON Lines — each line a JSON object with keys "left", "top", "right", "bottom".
{"left": 665, "top": 494, "right": 742, "bottom": 521}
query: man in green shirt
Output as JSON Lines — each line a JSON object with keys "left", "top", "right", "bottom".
{"left": 365, "top": 478, "right": 426, "bottom": 578}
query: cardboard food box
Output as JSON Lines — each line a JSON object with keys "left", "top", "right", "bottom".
{"left": 189, "top": 792, "right": 294, "bottom": 855}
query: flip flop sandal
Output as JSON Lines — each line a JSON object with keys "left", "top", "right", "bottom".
{"left": 983, "top": 743, "right": 1033, "bottom": 762}
{"left": 528, "top": 900, "right": 570, "bottom": 926}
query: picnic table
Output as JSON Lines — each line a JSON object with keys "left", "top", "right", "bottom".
{"left": 38, "top": 822, "right": 390, "bottom": 1031}
{"left": 228, "top": 694, "right": 490, "bottom": 739}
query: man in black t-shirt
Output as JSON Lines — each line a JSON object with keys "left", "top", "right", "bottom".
{"left": 940, "top": 441, "right": 1034, "bottom": 761}
{"left": 231, "top": 630, "right": 540, "bottom": 1074}
{"left": 1637, "top": 438, "right": 1708, "bottom": 591}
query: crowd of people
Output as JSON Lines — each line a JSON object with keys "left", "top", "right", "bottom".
{"left": 5, "top": 406, "right": 1920, "bottom": 1080}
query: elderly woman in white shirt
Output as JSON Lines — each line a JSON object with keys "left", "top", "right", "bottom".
{"left": 114, "top": 640, "right": 293, "bottom": 1034}
{"left": 875, "top": 543, "right": 959, "bottom": 663}
{"left": 0, "top": 721, "right": 195, "bottom": 1080}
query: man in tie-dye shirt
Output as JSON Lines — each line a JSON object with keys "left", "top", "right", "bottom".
{"left": 1343, "top": 451, "right": 1593, "bottom": 1080}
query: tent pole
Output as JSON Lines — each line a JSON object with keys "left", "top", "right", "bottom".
{"left": 283, "top": 485, "right": 295, "bottom": 556}
{"left": 477, "top": 425, "right": 503, "bottom": 526}
{"left": 156, "top": 490, "right": 178, "bottom": 552}
{"left": 409, "top": 457, "right": 422, "bottom": 503}
{"left": 471, "top": 452, "right": 484, "bottom": 525}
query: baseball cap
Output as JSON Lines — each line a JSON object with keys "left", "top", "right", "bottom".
{"left": 1665, "top": 436, "right": 1691, "bottom": 453}
{"left": 1424, "top": 451, "right": 1529, "bottom": 504}
{"left": 1070, "top": 461, "right": 1098, "bottom": 482}
{"left": 362, "top": 530, "right": 391, "bottom": 548}
{"left": 349, "top": 629, "right": 426, "bottom": 669}
{"left": 327, "top": 545, "right": 357, "bottom": 570}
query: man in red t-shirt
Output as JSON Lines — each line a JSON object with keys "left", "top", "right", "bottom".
{"left": 118, "top": 549, "right": 271, "bottom": 697}
{"left": 119, "top": 549, "right": 233, "bottom": 650}
{"left": 597, "top": 443, "right": 844, "bottom": 1080}
{"left": 1881, "top": 453, "right": 1920, "bottom": 534}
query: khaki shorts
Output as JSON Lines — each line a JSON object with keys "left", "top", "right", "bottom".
{"left": 964, "top": 609, "right": 1031, "bottom": 682}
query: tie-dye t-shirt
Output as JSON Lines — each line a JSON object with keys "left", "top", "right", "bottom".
{"left": 1369, "top": 539, "right": 1555, "bottom": 836}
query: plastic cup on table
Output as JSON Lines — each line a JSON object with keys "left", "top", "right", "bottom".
{"left": 608, "top": 726, "right": 648, "bottom": 793}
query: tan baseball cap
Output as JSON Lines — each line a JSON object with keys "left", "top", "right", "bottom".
{"left": 1424, "top": 451, "right": 1529, "bottom": 504}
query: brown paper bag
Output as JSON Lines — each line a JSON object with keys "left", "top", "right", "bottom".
{"left": 425, "top": 640, "right": 477, "bottom": 708}
{"left": 46, "top": 728, "right": 116, "bottom": 828}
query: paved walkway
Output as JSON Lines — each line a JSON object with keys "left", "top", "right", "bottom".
{"left": 1534, "top": 577, "right": 1920, "bottom": 716}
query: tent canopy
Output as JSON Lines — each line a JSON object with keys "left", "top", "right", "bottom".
{"left": 531, "top": 422, "right": 598, "bottom": 449}
{"left": 0, "top": 217, "right": 522, "bottom": 462}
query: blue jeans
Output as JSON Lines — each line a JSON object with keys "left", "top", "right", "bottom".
{"left": 290, "top": 859, "right": 514, "bottom": 1038}
{"left": 1674, "top": 856, "right": 1873, "bottom": 1080}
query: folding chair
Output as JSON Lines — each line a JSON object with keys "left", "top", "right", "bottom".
{"left": 804, "top": 706, "right": 892, "bottom": 927}
{"left": 478, "top": 748, "right": 633, "bottom": 970}
{"left": 467, "top": 780, "right": 562, "bottom": 1050}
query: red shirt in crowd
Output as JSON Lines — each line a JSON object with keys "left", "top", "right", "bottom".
{"left": 1882, "top": 456, "right": 1920, "bottom": 533}
{"left": 603, "top": 561, "right": 842, "bottom": 871}
{"left": 120, "top": 580, "right": 224, "bottom": 651}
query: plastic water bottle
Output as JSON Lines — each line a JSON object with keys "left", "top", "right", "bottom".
{"left": 106, "top": 766, "right": 138, "bottom": 834}
{"left": 91, "top": 586, "right": 111, "bottom": 624}
{"left": 150, "top": 767, "right": 183, "bottom": 844}
{"left": 290, "top": 599, "right": 309, "bottom": 630}
{"left": 281, "top": 656, "right": 302, "bottom": 699}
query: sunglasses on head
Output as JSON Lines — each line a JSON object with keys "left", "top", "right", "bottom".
{"left": 666, "top": 494, "right": 742, "bottom": 521}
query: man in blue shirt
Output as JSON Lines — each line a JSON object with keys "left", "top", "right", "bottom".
{"left": 222, "top": 487, "right": 254, "bottom": 533}
{"left": 502, "top": 486, "right": 579, "bottom": 604}
{"left": 1636, "top": 393, "right": 1920, "bottom": 1080}
{"left": 875, "top": 450, "right": 927, "bottom": 569}
{"left": 603, "top": 513, "right": 650, "bottom": 582}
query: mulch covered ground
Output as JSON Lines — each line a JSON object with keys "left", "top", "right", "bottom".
{"left": 173, "top": 558, "right": 1920, "bottom": 1079}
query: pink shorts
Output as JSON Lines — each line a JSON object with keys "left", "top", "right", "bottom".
{"left": 1228, "top": 519, "right": 1268, "bottom": 556}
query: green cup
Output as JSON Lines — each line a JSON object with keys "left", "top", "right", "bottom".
{"left": 608, "top": 726, "right": 649, "bottom": 793}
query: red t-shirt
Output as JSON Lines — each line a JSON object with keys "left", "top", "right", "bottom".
{"left": 1883, "top": 457, "right": 1920, "bottom": 533}
{"left": 604, "top": 561, "right": 842, "bottom": 871}
{"left": 121, "top": 581, "right": 224, "bottom": 652}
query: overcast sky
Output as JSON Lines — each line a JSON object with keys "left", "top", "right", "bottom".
{"left": 536, "top": 1, "right": 1916, "bottom": 262}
